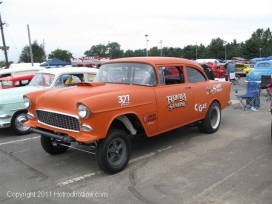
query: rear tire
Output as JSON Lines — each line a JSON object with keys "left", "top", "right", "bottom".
{"left": 96, "top": 129, "right": 131, "bottom": 174}
{"left": 198, "top": 101, "right": 221, "bottom": 134}
{"left": 41, "top": 135, "right": 70, "bottom": 155}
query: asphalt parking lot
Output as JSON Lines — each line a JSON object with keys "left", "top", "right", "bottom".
{"left": 0, "top": 78, "right": 272, "bottom": 204}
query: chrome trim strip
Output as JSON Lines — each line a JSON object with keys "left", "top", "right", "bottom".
{"left": 0, "top": 114, "right": 11, "bottom": 119}
{"left": 0, "top": 122, "right": 11, "bottom": 128}
{"left": 10, "top": 108, "right": 27, "bottom": 112}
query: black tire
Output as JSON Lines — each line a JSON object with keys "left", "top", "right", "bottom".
{"left": 96, "top": 129, "right": 131, "bottom": 174}
{"left": 198, "top": 101, "right": 221, "bottom": 134}
{"left": 41, "top": 135, "right": 70, "bottom": 155}
{"left": 11, "top": 111, "right": 30, "bottom": 135}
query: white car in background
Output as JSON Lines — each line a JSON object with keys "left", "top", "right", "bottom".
{"left": 0, "top": 67, "right": 98, "bottom": 135}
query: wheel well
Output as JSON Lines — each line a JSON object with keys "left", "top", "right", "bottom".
{"left": 11, "top": 110, "right": 28, "bottom": 120}
{"left": 211, "top": 99, "right": 221, "bottom": 108}
{"left": 109, "top": 114, "right": 145, "bottom": 136}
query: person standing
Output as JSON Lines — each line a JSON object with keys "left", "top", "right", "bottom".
{"left": 226, "top": 61, "right": 236, "bottom": 81}
{"left": 201, "top": 64, "right": 215, "bottom": 80}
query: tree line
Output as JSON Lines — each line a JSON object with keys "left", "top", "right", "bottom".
{"left": 1, "top": 27, "right": 271, "bottom": 67}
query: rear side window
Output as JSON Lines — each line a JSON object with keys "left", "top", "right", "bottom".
{"left": 256, "top": 63, "right": 271, "bottom": 68}
{"left": 186, "top": 67, "right": 206, "bottom": 83}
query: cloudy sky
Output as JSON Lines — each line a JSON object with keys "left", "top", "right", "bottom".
{"left": 0, "top": 0, "right": 271, "bottom": 62}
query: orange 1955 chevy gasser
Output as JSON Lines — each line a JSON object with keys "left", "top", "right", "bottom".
{"left": 23, "top": 57, "right": 231, "bottom": 174}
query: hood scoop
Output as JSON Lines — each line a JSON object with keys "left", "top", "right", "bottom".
{"left": 77, "top": 82, "right": 106, "bottom": 87}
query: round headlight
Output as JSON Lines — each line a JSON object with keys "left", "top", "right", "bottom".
{"left": 23, "top": 96, "right": 32, "bottom": 109}
{"left": 77, "top": 103, "right": 90, "bottom": 119}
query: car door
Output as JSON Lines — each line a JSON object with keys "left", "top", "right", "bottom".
{"left": 185, "top": 66, "right": 210, "bottom": 121}
{"left": 155, "top": 66, "right": 196, "bottom": 133}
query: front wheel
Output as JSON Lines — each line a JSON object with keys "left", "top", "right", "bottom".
{"left": 11, "top": 111, "right": 30, "bottom": 135}
{"left": 198, "top": 101, "right": 221, "bottom": 134}
{"left": 41, "top": 135, "right": 70, "bottom": 155}
{"left": 96, "top": 129, "right": 131, "bottom": 174}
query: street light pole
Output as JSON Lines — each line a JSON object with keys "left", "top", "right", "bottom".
{"left": 145, "top": 35, "right": 148, "bottom": 57}
{"left": 259, "top": 48, "right": 262, "bottom": 58}
{"left": 195, "top": 42, "right": 197, "bottom": 60}
{"left": 160, "top": 40, "right": 163, "bottom": 57}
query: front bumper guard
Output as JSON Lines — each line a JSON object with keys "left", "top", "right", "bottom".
{"left": 29, "top": 128, "right": 75, "bottom": 143}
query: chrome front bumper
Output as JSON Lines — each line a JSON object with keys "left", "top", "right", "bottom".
{"left": 227, "top": 100, "right": 232, "bottom": 106}
{"left": 0, "top": 114, "right": 11, "bottom": 128}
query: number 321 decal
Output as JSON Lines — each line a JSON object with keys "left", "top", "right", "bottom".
{"left": 118, "top": 95, "right": 130, "bottom": 106}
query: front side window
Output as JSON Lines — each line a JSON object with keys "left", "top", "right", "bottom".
{"left": 159, "top": 66, "right": 184, "bottom": 85}
{"left": 94, "top": 63, "right": 157, "bottom": 86}
{"left": 186, "top": 67, "right": 206, "bottom": 83}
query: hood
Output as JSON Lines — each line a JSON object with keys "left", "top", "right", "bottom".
{"left": 0, "top": 86, "right": 43, "bottom": 104}
{"left": 30, "top": 82, "right": 156, "bottom": 115}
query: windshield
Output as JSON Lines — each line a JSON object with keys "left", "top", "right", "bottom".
{"left": 28, "top": 73, "right": 55, "bottom": 87}
{"left": 93, "top": 63, "right": 157, "bottom": 86}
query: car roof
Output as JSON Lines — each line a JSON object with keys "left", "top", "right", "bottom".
{"left": 103, "top": 57, "right": 200, "bottom": 68}
{"left": 36, "top": 67, "right": 99, "bottom": 75}
{"left": 0, "top": 67, "right": 45, "bottom": 76}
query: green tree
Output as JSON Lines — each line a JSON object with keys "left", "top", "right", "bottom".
{"left": 0, "top": 60, "right": 13, "bottom": 68}
{"left": 107, "top": 42, "right": 123, "bottom": 59}
{"left": 149, "top": 46, "right": 161, "bottom": 56}
{"left": 207, "top": 38, "right": 226, "bottom": 59}
{"left": 84, "top": 44, "right": 107, "bottom": 57}
{"left": 182, "top": 45, "right": 196, "bottom": 59}
{"left": 48, "top": 49, "right": 73, "bottom": 62}
{"left": 18, "top": 40, "right": 45, "bottom": 63}
{"left": 133, "top": 49, "right": 145, "bottom": 57}
{"left": 84, "top": 42, "right": 123, "bottom": 59}
{"left": 123, "top": 49, "right": 135, "bottom": 57}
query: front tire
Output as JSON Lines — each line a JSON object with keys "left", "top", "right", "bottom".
{"left": 41, "top": 135, "right": 70, "bottom": 155}
{"left": 198, "top": 101, "right": 221, "bottom": 134}
{"left": 11, "top": 111, "right": 30, "bottom": 135}
{"left": 96, "top": 129, "right": 131, "bottom": 174}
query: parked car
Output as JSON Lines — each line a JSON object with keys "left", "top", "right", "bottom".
{"left": 246, "top": 61, "right": 272, "bottom": 82}
{"left": 0, "top": 67, "right": 98, "bottom": 135}
{"left": 24, "top": 57, "right": 232, "bottom": 174}
{"left": 243, "top": 64, "right": 254, "bottom": 74}
{"left": 0, "top": 74, "right": 34, "bottom": 89}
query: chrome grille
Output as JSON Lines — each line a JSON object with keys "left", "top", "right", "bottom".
{"left": 36, "top": 109, "right": 80, "bottom": 132}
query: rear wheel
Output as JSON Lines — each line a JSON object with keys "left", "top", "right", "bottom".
{"left": 96, "top": 129, "right": 131, "bottom": 174}
{"left": 198, "top": 101, "right": 221, "bottom": 134}
{"left": 11, "top": 111, "right": 30, "bottom": 135}
{"left": 41, "top": 135, "right": 70, "bottom": 155}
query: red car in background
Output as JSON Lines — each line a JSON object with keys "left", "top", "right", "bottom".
{"left": 0, "top": 74, "right": 34, "bottom": 89}
{"left": 207, "top": 62, "right": 226, "bottom": 79}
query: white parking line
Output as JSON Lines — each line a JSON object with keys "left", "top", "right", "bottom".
{"left": 0, "top": 136, "right": 40, "bottom": 146}
{"left": 57, "top": 146, "right": 172, "bottom": 187}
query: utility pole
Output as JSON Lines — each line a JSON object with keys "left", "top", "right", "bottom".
{"left": 0, "top": 10, "right": 9, "bottom": 68}
{"left": 27, "top": 24, "right": 34, "bottom": 66}
{"left": 159, "top": 40, "right": 163, "bottom": 57}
